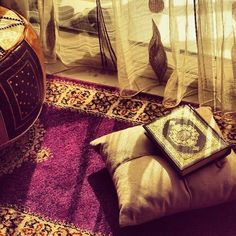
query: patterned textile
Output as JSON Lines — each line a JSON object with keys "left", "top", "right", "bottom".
{"left": 0, "top": 6, "right": 45, "bottom": 148}
{"left": 45, "top": 75, "right": 171, "bottom": 124}
{"left": 0, "top": 206, "right": 103, "bottom": 236}
{"left": 0, "top": 75, "right": 235, "bottom": 236}
{"left": 45, "top": 75, "right": 235, "bottom": 144}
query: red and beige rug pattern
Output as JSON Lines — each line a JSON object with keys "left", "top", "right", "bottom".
{"left": 0, "top": 205, "right": 102, "bottom": 236}
{"left": 0, "top": 74, "right": 235, "bottom": 236}
{"left": 0, "top": 74, "right": 172, "bottom": 236}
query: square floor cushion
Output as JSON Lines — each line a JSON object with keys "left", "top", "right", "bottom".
{"left": 90, "top": 107, "right": 236, "bottom": 227}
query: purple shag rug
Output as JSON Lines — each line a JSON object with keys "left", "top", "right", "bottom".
{"left": 0, "top": 74, "right": 236, "bottom": 236}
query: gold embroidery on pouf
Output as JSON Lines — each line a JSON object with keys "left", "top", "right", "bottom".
{"left": 0, "top": 120, "right": 50, "bottom": 176}
{"left": 0, "top": 205, "right": 104, "bottom": 236}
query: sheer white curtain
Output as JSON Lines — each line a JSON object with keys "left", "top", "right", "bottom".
{"left": 2, "top": 0, "right": 235, "bottom": 124}
{"left": 37, "top": 0, "right": 57, "bottom": 63}
{"left": 44, "top": 0, "right": 199, "bottom": 104}
{"left": 195, "top": 0, "right": 236, "bottom": 120}
{"left": 111, "top": 1, "right": 160, "bottom": 94}
{"left": 109, "top": 0, "right": 236, "bottom": 122}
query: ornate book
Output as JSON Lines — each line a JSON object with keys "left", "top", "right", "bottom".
{"left": 143, "top": 105, "right": 231, "bottom": 176}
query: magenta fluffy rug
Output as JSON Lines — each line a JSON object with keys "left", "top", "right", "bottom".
{"left": 0, "top": 74, "right": 236, "bottom": 236}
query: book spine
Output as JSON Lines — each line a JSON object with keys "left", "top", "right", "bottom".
{"left": 182, "top": 146, "right": 231, "bottom": 176}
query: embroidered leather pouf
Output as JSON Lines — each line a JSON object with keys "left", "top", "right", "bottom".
{"left": 0, "top": 6, "right": 45, "bottom": 148}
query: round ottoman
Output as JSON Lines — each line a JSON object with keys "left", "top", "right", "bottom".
{"left": 0, "top": 6, "right": 45, "bottom": 149}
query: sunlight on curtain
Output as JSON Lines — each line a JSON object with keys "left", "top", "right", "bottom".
{"left": 6, "top": 0, "right": 235, "bottom": 124}
{"left": 55, "top": 0, "right": 115, "bottom": 69}
{"left": 162, "top": 0, "right": 198, "bottom": 107}
{"left": 196, "top": 0, "right": 236, "bottom": 120}
{"left": 0, "top": 0, "right": 198, "bottom": 97}
{"left": 28, "top": 0, "right": 114, "bottom": 67}
{"left": 37, "top": 0, "right": 57, "bottom": 63}
{"left": 112, "top": 0, "right": 159, "bottom": 95}
{"left": 56, "top": 0, "right": 100, "bottom": 67}
{"left": 111, "top": 0, "right": 167, "bottom": 96}
{"left": 108, "top": 0, "right": 200, "bottom": 101}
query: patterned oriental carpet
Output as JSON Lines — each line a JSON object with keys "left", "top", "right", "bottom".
{"left": 0, "top": 74, "right": 236, "bottom": 236}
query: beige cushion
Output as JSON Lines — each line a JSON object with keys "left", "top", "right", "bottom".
{"left": 90, "top": 107, "right": 236, "bottom": 227}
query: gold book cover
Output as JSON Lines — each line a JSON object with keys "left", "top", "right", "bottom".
{"left": 143, "top": 105, "right": 231, "bottom": 176}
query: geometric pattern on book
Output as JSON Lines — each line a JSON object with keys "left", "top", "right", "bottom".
{"left": 144, "top": 105, "right": 230, "bottom": 174}
{"left": 166, "top": 119, "right": 204, "bottom": 153}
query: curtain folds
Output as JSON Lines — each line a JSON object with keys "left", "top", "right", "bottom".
{"left": 195, "top": 0, "right": 236, "bottom": 119}
{"left": 163, "top": 0, "right": 198, "bottom": 107}
{"left": 37, "top": 0, "right": 57, "bottom": 63}
{"left": 1, "top": 0, "right": 235, "bottom": 124}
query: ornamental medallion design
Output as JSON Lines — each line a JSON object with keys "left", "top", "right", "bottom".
{"left": 168, "top": 120, "right": 200, "bottom": 151}
{"left": 163, "top": 118, "right": 206, "bottom": 156}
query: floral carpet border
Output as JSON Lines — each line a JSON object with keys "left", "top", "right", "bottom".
{"left": 45, "top": 75, "right": 171, "bottom": 125}
{"left": 0, "top": 205, "right": 105, "bottom": 236}
{"left": 45, "top": 75, "right": 235, "bottom": 143}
